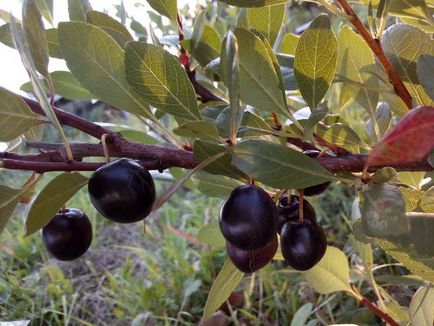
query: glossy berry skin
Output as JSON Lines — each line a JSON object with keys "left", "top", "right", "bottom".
{"left": 280, "top": 219, "right": 327, "bottom": 271}
{"left": 220, "top": 185, "right": 277, "bottom": 251}
{"left": 302, "top": 150, "right": 331, "bottom": 196}
{"left": 277, "top": 195, "right": 316, "bottom": 233}
{"left": 226, "top": 234, "right": 278, "bottom": 273}
{"left": 42, "top": 208, "right": 92, "bottom": 261}
{"left": 88, "top": 158, "right": 156, "bottom": 223}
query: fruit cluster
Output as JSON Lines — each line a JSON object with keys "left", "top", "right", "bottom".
{"left": 42, "top": 158, "right": 156, "bottom": 261}
{"left": 220, "top": 151, "right": 329, "bottom": 272}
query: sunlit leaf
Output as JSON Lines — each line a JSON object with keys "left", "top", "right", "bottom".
{"left": 305, "top": 246, "right": 352, "bottom": 294}
{"left": 195, "top": 171, "right": 243, "bottom": 198}
{"left": 146, "top": 0, "right": 177, "bottom": 21}
{"left": 58, "top": 22, "right": 150, "bottom": 117}
{"left": 0, "top": 86, "right": 45, "bottom": 141}
{"left": 173, "top": 121, "right": 220, "bottom": 140}
{"left": 25, "top": 173, "right": 88, "bottom": 236}
{"left": 203, "top": 259, "right": 244, "bottom": 320}
{"left": 197, "top": 222, "right": 225, "bottom": 248}
{"left": 35, "top": 0, "right": 53, "bottom": 25}
{"left": 219, "top": 0, "right": 287, "bottom": 7}
{"left": 68, "top": 0, "right": 92, "bottom": 22}
{"left": 409, "top": 286, "right": 434, "bottom": 326}
{"left": 125, "top": 41, "right": 201, "bottom": 121}
{"left": 294, "top": 14, "right": 337, "bottom": 109}
{"left": 247, "top": 4, "right": 285, "bottom": 46}
{"left": 86, "top": 10, "right": 133, "bottom": 48}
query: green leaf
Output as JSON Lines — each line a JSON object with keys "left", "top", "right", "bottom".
{"left": 290, "top": 303, "right": 314, "bottom": 326}
{"left": 22, "top": 0, "right": 50, "bottom": 81}
{"left": 46, "top": 28, "right": 63, "bottom": 58}
{"left": 398, "top": 172, "right": 425, "bottom": 190}
{"left": 58, "top": 22, "right": 150, "bottom": 117}
{"left": 197, "top": 222, "right": 226, "bottom": 248}
{"left": 86, "top": 10, "right": 133, "bottom": 49}
{"left": 418, "top": 55, "right": 434, "bottom": 100}
{"left": 125, "top": 41, "right": 201, "bottom": 121}
{"left": 294, "top": 14, "right": 337, "bottom": 109}
{"left": 379, "top": 239, "right": 434, "bottom": 283}
{"left": 220, "top": 31, "right": 243, "bottom": 143}
{"left": 382, "top": 24, "right": 434, "bottom": 106}
{"left": 360, "top": 184, "right": 408, "bottom": 238}
{"left": 35, "top": 0, "right": 53, "bottom": 25}
{"left": 146, "top": 0, "right": 177, "bottom": 21}
{"left": 25, "top": 172, "right": 88, "bottom": 236}
{"left": 247, "top": 4, "right": 285, "bottom": 46}
{"left": 320, "top": 123, "right": 368, "bottom": 153}
{"left": 218, "top": 0, "right": 287, "bottom": 7}
{"left": 194, "top": 140, "right": 244, "bottom": 179}
{"left": 173, "top": 121, "right": 220, "bottom": 140}
{"left": 195, "top": 171, "right": 243, "bottom": 198}
{"left": 0, "top": 23, "right": 15, "bottom": 48}
{"left": 231, "top": 28, "right": 289, "bottom": 117}
{"left": 0, "top": 186, "right": 25, "bottom": 233}
{"left": 21, "top": 71, "right": 94, "bottom": 100}
{"left": 409, "top": 286, "right": 434, "bottom": 326}
{"left": 193, "top": 26, "right": 221, "bottom": 67}
{"left": 421, "top": 186, "right": 434, "bottom": 212}
{"left": 238, "top": 111, "right": 273, "bottom": 137}
{"left": 230, "top": 139, "right": 335, "bottom": 189}
{"left": 68, "top": 0, "right": 92, "bottom": 22}
{"left": 305, "top": 246, "right": 352, "bottom": 294}
{"left": 399, "top": 186, "right": 423, "bottom": 211}
{"left": 203, "top": 259, "right": 244, "bottom": 320}
{"left": 337, "top": 27, "right": 378, "bottom": 124}
{"left": 0, "top": 86, "right": 45, "bottom": 141}
{"left": 280, "top": 33, "right": 299, "bottom": 55}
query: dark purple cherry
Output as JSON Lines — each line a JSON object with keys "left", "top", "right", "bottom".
{"left": 301, "top": 150, "right": 331, "bottom": 196}
{"left": 220, "top": 184, "right": 277, "bottom": 251}
{"left": 42, "top": 208, "right": 93, "bottom": 261}
{"left": 280, "top": 219, "right": 327, "bottom": 271}
{"left": 277, "top": 195, "right": 316, "bottom": 233}
{"left": 88, "top": 158, "right": 156, "bottom": 223}
{"left": 226, "top": 234, "right": 278, "bottom": 273}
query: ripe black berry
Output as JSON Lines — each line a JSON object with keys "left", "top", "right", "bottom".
{"left": 42, "top": 208, "right": 93, "bottom": 261}
{"left": 220, "top": 184, "right": 277, "bottom": 250}
{"left": 280, "top": 219, "right": 327, "bottom": 271}
{"left": 226, "top": 234, "right": 278, "bottom": 273}
{"left": 302, "top": 150, "right": 331, "bottom": 196}
{"left": 277, "top": 195, "right": 316, "bottom": 233}
{"left": 88, "top": 158, "right": 156, "bottom": 223}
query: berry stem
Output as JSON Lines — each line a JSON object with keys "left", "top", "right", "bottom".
{"left": 298, "top": 189, "right": 304, "bottom": 223}
{"left": 101, "top": 134, "right": 111, "bottom": 163}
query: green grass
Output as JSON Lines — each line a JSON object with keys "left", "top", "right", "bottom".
{"left": 1, "top": 170, "right": 384, "bottom": 325}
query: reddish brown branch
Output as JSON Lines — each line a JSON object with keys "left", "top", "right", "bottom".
{"left": 360, "top": 297, "right": 399, "bottom": 326}
{"left": 23, "top": 98, "right": 110, "bottom": 139}
{"left": 2, "top": 143, "right": 433, "bottom": 173}
{"left": 335, "top": 0, "right": 413, "bottom": 109}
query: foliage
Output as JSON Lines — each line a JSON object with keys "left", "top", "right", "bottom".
{"left": 0, "top": 0, "right": 434, "bottom": 324}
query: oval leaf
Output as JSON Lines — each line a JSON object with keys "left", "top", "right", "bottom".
{"left": 197, "top": 222, "right": 225, "bottom": 248}
{"left": 247, "top": 4, "right": 285, "bottom": 46}
{"left": 294, "top": 14, "right": 337, "bottom": 109}
{"left": 0, "top": 87, "right": 45, "bottom": 141}
{"left": 58, "top": 22, "right": 150, "bottom": 117}
{"left": 304, "top": 246, "right": 352, "bottom": 294}
{"left": 409, "top": 286, "right": 434, "bottom": 326}
{"left": 125, "top": 41, "right": 201, "bottom": 121}
{"left": 367, "top": 106, "right": 434, "bottom": 167}
{"left": 230, "top": 139, "right": 335, "bottom": 189}
{"left": 25, "top": 172, "right": 88, "bottom": 236}
{"left": 203, "top": 259, "right": 244, "bottom": 320}
{"left": 147, "top": 0, "right": 177, "bottom": 21}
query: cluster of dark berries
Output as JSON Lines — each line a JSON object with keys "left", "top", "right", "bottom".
{"left": 220, "top": 151, "right": 329, "bottom": 272}
{"left": 42, "top": 158, "right": 156, "bottom": 261}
